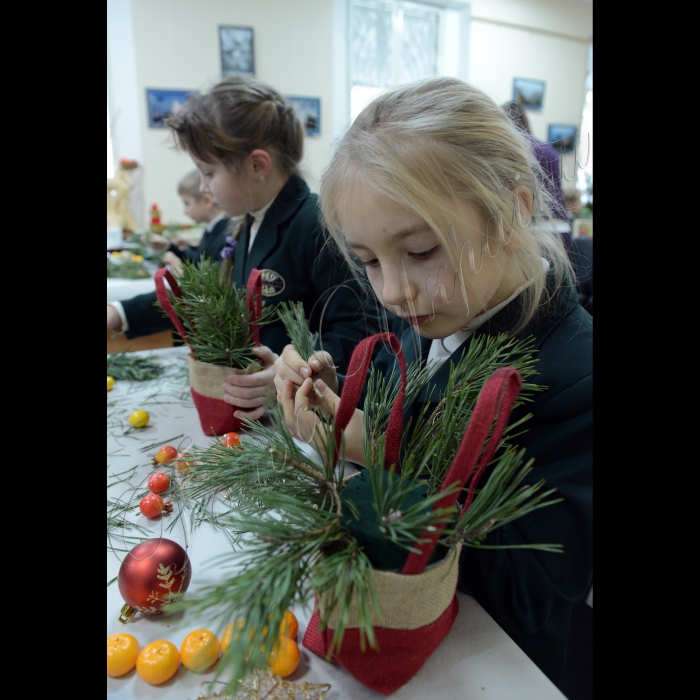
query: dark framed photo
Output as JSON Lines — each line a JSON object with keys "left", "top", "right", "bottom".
{"left": 219, "top": 26, "right": 255, "bottom": 77}
{"left": 146, "top": 89, "right": 196, "bottom": 129}
{"left": 286, "top": 96, "right": 321, "bottom": 137}
{"left": 548, "top": 124, "right": 578, "bottom": 153}
{"left": 513, "top": 78, "right": 545, "bottom": 111}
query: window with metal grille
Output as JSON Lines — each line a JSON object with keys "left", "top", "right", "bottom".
{"left": 350, "top": 0, "right": 442, "bottom": 121}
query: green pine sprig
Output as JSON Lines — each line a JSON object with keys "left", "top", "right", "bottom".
{"left": 276, "top": 301, "right": 319, "bottom": 362}
{"left": 166, "top": 312, "right": 563, "bottom": 694}
{"left": 158, "top": 258, "right": 276, "bottom": 369}
{"left": 106, "top": 351, "right": 165, "bottom": 381}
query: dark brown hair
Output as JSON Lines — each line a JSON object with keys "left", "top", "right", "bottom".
{"left": 166, "top": 76, "right": 304, "bottom": 176}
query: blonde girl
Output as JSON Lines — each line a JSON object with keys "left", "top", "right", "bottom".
{"left": 275, "top": 77, "right": 592, "bottom": 688}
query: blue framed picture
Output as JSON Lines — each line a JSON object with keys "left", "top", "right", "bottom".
{"left": 548, "top": 124, "right": 578, "bottom": 153}
{"left": 286, "top": 96, "right": 321, "bottom": 137}
{"left": 512, "top": 78, "right": 545, "bottom": 111}
{"left": 219, "top": 26, "right": 255, "bottom": 78}
{"left": 146, "top": 89, "right": 196, "bottom": 129}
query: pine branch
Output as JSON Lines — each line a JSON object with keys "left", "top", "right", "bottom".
{"left": 106, "top": 352, "right": 164, "bottom": 381}
{"left": 276, "top": 301, "right": 319, "bottom": 362}
{"left": 158, "top": 258, "right": 276, "bottom": 369}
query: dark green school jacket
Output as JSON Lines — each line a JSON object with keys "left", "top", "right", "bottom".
{"left": 123, "top": 174, "right": 378, "bottom": 374}
{"left": 364, "top": 278, "right": 593, "bottom": 686}
{"left": 166, "top": 214, "right": 234, "bottom": 264}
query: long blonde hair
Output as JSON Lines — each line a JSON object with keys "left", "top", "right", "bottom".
{"left": 319, "top": 77, "right": 573, "bottom": 334}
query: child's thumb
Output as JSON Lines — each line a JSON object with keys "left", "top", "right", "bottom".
{"left": 314, "top": 379, "right": 341, "bottom": 416}
{"left": 252, "top": 346, "right": 278, "bottom": 366}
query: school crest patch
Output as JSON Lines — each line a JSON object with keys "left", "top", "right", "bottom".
{"left": 259, "top": 269, "right": 286, "bottom": 297}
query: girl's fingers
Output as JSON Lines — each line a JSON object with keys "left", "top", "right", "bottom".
{"left": 313, "top": 379, "right": 341, "bottom": 417}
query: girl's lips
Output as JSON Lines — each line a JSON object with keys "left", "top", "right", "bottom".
{"left": 406, "top": 315, "right": 430, "bottom": 326}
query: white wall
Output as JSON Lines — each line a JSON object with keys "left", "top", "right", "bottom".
{"left": 468, "top": 0, "right": 592, "bottom": 192}
{"left": 107, "top": 0, "right": 592, "bottom": 225}
{"left": 108, "top": 0, "right": 335, "bottom": 227}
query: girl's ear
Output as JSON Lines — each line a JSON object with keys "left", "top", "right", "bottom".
{"left": 502, "top": 187, "right": 533, "bottom": 251}
{"left": 249, "top": 149, "right": 273, "bottom": 180}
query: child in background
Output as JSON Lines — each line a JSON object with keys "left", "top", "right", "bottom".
{"left": 275, "top": 77, "right": 592, "bottom": 688}
{"left": 165, "top": 75, "right": 378, "bottom": 421}
{"left": 107, "top": 170, "right": 234, "bottom": 337}
{"left": 146, "top": 168, "right": 232, "bottom": 276}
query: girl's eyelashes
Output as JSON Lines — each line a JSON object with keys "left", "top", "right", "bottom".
{"left": 356, "top": 244, "right": 440, "bottom": 268}
{"left": 409, "top": 244, "right": 440, "bottom": 261}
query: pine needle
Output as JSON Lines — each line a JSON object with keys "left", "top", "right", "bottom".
{"left": 106, "top": 351, "right": 165, "bottom": 381}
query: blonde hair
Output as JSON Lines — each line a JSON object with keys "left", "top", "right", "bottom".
{"left": 319, "top": 77, "right": 573, "bottom": 334}
{"left": 177, "top": 169, "right": 205, "bottom": 200}
{"left": 166, "top": 75, "right": 304, "bottom": 177}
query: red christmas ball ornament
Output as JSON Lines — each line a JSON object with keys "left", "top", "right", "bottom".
{"left": 117, "top": 538, "right": 192, "bottom": 623}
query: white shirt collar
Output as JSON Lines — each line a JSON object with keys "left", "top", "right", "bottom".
{"left": 248, "top": 198, "right": 276, "bottom": 252}
{"left": 426, "top": 258, "right": 550, "bottom": 372}
{"left": 204, "top": 212, "right": 226, "bottom": 233}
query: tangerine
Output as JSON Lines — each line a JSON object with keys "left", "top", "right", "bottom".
{"left": 268, "top": 636, "right": 300, "bottom": 678}
{"left": 180, "top": 629, "right": 221, "bottom": 672}
{"left": 280, "top": 610, "right": 299, "bottom": 641}
{"left": 136, "top": 640, "right": 180, "bottom": 684}
{"left": 107, "top": 633, "right": 139, "bottom": 677}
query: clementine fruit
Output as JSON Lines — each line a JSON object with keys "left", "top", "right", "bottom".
{"left": 268, "top": 636, "right": 300, "bottom": 678}
{"left": 280, "top": 610, "right": 299, "bottom": 641}
{"left": 107, "top": 633, "right": 139, "bottom": 677}
{"left": 180, "top": 629, "right": 221, "bottom": 672}
{"left": 136, "top": 640, "right": 180, "bottom": 684}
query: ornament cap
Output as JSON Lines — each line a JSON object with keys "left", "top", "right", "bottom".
{"left": 118, "top": 603, "right": 136, "bottom": 624}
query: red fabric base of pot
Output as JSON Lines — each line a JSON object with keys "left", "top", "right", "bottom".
{"left": 190, "top": 387, "right": 242, "bottom": 436}
{"left": 302, "top": 594, "right": 459, "bottom": 695}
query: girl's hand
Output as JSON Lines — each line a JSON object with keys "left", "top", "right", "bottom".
{"left": 222, "top": 346, "right": 278, "bottom": 421}
{"left": 274, "top": 344, "right": 339, "bottom": 397}
{"left": 277, "top": 377, "right": 365, "bottom": 466}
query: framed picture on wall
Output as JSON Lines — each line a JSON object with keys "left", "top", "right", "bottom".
{"left": 146, "top": 89, "right": 196, "bottom": 129}
{"left": 219, "top": 26, "right": 255, "bottom": 77}
{"left": 512, "top": 78, "right": 545, "bottom": 111}
{"left": 548, "top": 124, "right": 578, "bottom": 153}
{"left": 286, "top": 96, "right": 321, "bottom": 137}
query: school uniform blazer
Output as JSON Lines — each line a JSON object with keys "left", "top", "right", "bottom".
{"left": 166, "top": 215, "right": 232, "bottom": 264}
{"left": 231, "top": 173, "right": 378, "bottom": 373}
{"left": 365, "top": 278, "right": 592, "bottom": 686}
{"left": 121, "top": 216, "right": 234, "bottom": 339}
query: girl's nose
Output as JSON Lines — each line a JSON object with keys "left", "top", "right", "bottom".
{"left": 380, "top": 262, "right": 416, "bottom": 309}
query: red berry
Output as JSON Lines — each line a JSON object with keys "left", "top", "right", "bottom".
{"left": 221, "top": 432, "right": 241, "bottom": 448}
{"left": 147, "top": 472, "right": 170, "bottom": 494}
{"left": 139, "top": 493, "right": 165, "bottom": 519}
{"left": 155, "top": 445, "right": 178, "bottom": 464}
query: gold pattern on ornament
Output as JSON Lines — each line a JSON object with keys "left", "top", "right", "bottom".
{"left": 191, "top": 671, "right": 331, "bottom": 699}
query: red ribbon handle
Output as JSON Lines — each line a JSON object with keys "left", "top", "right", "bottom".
{"left": 246, "top": 269, "right": 263, "bottom": 347}
{"left": 154, "top": 268, "right": 191, "bottom": 349}
{"left": 332, "top": 332, "right": 406, "bottom": 471}
{"left": 401, "top": 366, "right": 522, "bottom": 575}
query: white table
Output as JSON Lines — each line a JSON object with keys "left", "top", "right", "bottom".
{"left": 108, "top": 277, "right": 157, "bottom": 302}
{"left": 107, "top": 347, "right": 567, "bottom": 700}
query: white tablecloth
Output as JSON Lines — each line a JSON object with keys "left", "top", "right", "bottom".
{"left": 107, "top": 347, "right": 566, "bottom": 700}
{"left": 108, "top": 277, "right": 157, "bottom": 302}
